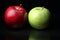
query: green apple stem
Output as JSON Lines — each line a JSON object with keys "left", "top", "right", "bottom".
{"left": 42, "top": 6, "right": 44, "bottom": 9}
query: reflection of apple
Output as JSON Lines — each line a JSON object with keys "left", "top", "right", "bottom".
{"left": 29, "top": 30, "right": 50, "bottom": 40}
{"left": 6, "top": 36, "right": 12, "bottom": 40}
{"left": 28, "top": 7, "right": 50, "bottom": 29}
{"left": 6, "top": 30, "right": 27, "bottom": 40}
{"left": 4, "top": 4, "right": 27, "bottom": 28}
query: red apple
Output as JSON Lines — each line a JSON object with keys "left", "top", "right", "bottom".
{"left": 4, "top": 4, "right": 27, "bottom": 28}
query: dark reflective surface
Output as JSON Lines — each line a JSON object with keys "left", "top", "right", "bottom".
{"left": 0, "top": 0, "right": 59, "bottom": 40}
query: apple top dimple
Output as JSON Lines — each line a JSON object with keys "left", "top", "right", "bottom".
{"left": 14, "top": 6, "right": 24, "bottom": 11}
{"left": 36, "top": 7, "right": 43, "bottom": 10}
{"left": 16, "top": 7, "right": 19, "bottom": 10}
{"left": 31, "top": 7, "right": 45, "bottom": 11}
{"left": 14, "top": 6, "right": 20, "bottom": 10}
{"left": 14, "top": 6, "right": 26, "bottom": 14}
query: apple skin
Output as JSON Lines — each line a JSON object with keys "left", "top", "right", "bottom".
{"left": 4, "top": 6, "right": 27, "bottom": 28}
{"left": 28, "top": 7, "right": 50, "bottom": 29}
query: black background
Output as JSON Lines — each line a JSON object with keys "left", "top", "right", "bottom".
{"left": 0, "top": 0, "right": 60, "bottom": 40}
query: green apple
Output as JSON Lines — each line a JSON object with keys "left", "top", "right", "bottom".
{"left": 28, "top": 7, "right": 50, "bottom": 29}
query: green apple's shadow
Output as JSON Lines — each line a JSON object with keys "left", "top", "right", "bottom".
{"left": 28, "top": 29, "right": 60, "bottom": 40}
{"left": 28, "top": 30, "right": 50, "bottom": 40}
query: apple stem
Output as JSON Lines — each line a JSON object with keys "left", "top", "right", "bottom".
{"left": 42, "top": 6, "right": 44, "bottom": 9}
{"left": 20, "top": 4, "right": 22, "bottom": 6}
